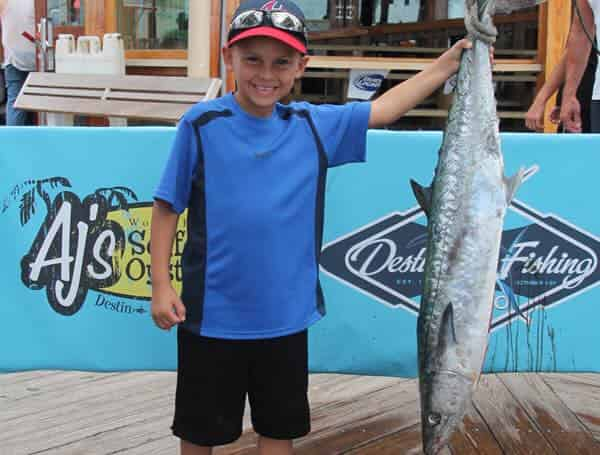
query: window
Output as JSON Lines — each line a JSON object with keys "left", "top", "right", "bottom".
{"left": 116, "top": 0, "right": 189, "bottom": 50}
{"left": 296, "top": 0, "right": 329, "bottom": 31}
{"left": 374, "top": 0, "right": 421, "bottom": 24}
{"left": 47, "top": 0, "right": 84, "bottom": 26}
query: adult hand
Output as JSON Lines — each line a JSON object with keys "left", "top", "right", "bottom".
{"left": 549, "top": 106, "right": 560, "bottom": 124}
{"left": 560, "top": 96, "right": 582, "bottom": 133}
{"left": 525, "top": 101, "right": 545, "bottom": 131}
{"left": 151, "top": 284, "right": 186, "bottom": 330}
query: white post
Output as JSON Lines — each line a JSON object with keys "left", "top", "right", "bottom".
{"left": 187, "top": 0, "right": 211, "bottom": 78}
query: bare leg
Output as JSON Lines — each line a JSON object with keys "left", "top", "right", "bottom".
{"left": 181, "top": 439, "right": 212, "bottom": 455}
{"left": 257, "top": 436, "right": 293, "bottom": 455}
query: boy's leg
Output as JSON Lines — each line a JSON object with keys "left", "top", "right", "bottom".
{"left": 180, "top": 439, "right": 212, "bottom": 455}
{"left": 172, "top": 327, "right": 248, "bottom": 449}
{"left": 248, "top": 330, "right": 310, "bottom": 454}
{"left": 257, "top": 436, "right": 293, "bottom": 455}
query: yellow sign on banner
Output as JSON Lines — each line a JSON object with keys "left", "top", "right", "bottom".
{"left": 103, "top": 205, "right": 187, "bottom": 299}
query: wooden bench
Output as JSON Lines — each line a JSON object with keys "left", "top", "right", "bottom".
{"left": 15, "top": 72, "right": 222, "bottom": 124}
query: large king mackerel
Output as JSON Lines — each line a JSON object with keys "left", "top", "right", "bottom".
{"left": 410, "top": 0, "right": 537, "bottom": 453}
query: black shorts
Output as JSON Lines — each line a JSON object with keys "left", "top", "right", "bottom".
{"left": 171, "top": 326, "right": 310, "bottom": 446}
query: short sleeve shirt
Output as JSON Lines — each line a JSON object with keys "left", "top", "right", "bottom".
{"left": 154, "top": 93, "right": 370, "bottom": 339}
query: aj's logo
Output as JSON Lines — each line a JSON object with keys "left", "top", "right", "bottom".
{"left": 21, "top": 190, "right": 127, "bottom": 315}
{"left": 320, "top": 200, "right": 600, "bottom": 331}
{"left": 3, "top": 177, "right": 186, "bottom": 316}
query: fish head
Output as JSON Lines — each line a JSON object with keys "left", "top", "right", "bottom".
{"left": 420, "top": 369, "right": 472, "bottom": 454}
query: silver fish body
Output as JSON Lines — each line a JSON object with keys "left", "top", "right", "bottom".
{"left": 411, "top": 2, "right": 534, "bottom": 453}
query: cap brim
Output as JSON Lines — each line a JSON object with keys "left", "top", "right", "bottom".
{"left": 227, "top": 26, "right": 307, "bottom": 54}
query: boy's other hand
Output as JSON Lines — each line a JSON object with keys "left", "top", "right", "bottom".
{"left": 438, "top": 38, "right": 495, "bottom": 77}
{"left": 438, "top": 38, "right": 472, "bottom": 75}
{"left": 151, "top": 285, "right": 186, "bottom": 330}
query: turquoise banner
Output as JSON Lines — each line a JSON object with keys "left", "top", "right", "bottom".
{"left": 1, "top": 127, "right": 599, "bottom": 376}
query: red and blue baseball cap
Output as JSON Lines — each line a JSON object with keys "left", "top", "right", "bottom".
{"left": 227, "top": 0, "right": 308, "bottom": 54}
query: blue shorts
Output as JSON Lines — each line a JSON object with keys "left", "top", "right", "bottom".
{"left": 171, "top": 326, "right": 310, "bottom": 446}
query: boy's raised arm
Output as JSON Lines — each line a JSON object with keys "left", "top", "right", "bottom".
{"left": 150, "top": 199, "right": 186, "bottom": 330}
{"left": 369, "top": 39, "right": 473, "bottom": 128}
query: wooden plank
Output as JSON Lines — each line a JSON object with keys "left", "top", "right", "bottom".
{"left": 0, "top": 369, "right": 57, "bottom": 386}
{"left": 126, "top": 59, "right": 189, "bottom": 68}
{"left": 1, "top": 373, "right": 176, "bottom": 454}
{"left": 343, "top": 396, "right": 502, "bottom": 454}
{"left": 307, "top": 56, "right": 542, "bottom": 72}
{"left": 85, "top": 0, "right": 105, "bottom": 37}
{"left": 367, "top": 11, "right": 538, "bottom": 36}
{"left": 302, "top": 70, "right": 537, "bottom": 82}
{"left": 210, "top": 0, "right": 222, "bottom": 78}
{"left": 114, "top": 435, "right": 178, "bottom": 455}
{"left": 499, "top": 373, "right": 600, "bottom": 454}
{"left": 309, "top": 44, "right": 537, "bottom": 57}
{"left": 2, "top": 372, "right": 600, "bottom": 454}
{"left": 0, "top": 372, "right": 171, "bottom": 421}
{"left": 24, "top": 72, "right": 214, "bottom": 94}
{"left": 125, "top": 50, "right": 188, "bottom": 60}
{"left": 343, "top": 423, "right": 446, "bottom": 455}
{"left": 308, "top": 27, "right": 369, "bottom": 41}
{"left": 0, "top": 371, "right": 118, "bottom": 403}
{"left": 107, "top": 91, "right": 203, "bottom": 104}
{"left": 14, "top": 73, "right": 221, "bottom": 122}
{"left": 449, "top": 403, "right": 504, "bottom": 455}
{"left": 23, "top": 86, "right": 106, "bottom": 99}
{"left": 15, "top": 95, "right": 192, "bottom": 122}
{"left": 294, "top": 386, "right": 420, "bottom": 454}
{"left": 225, "top": 0, "right": 242, "bottom": 92}
{"left": 472, "top": 374, "right": 558, "bottom": 454}
{"left": 104, "top": 0, "right": 118, "bottom": 34}
{"left": 542, "top": 373, "right": 600, "bottom": 440}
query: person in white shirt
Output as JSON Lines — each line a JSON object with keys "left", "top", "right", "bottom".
{"left": 0, "top": 0, "right": 36, "bottom": 125}
{"left": 560, "top": 0, "right": 600, "bottom": 133}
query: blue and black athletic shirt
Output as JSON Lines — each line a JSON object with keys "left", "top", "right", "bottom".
{"left": 154, "top": 93, "right": 370, "bottom": 339}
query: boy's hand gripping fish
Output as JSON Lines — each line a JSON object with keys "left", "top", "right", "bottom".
{"left": 410, "top": 0, "right": 539, "bottom": 453}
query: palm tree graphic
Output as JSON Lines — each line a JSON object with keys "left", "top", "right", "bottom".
{"left": 2, "top": 177, "right": 72, "bottom": 226}
{"left": 93, "top": 186, "right": 138, "bottom": 210}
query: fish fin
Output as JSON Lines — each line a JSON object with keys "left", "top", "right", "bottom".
{"left": 504, "top": 165, "right": 539, "bottom": 205}
{"left": 410, "top": 180, "right": 432, "bottom": 217}
{"left": 438, "top": 302, "right": 458, "bottom": 352}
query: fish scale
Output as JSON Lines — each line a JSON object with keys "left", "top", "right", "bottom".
{"left": 410, "top": 1, "right": 538, "bottom": 453}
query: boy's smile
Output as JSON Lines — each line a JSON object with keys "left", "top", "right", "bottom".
{"left": 223, "top": 37, "right": 309, "bottom": 118}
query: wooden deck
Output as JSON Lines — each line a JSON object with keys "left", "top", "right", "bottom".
{"left": 1, "top": 371, "right": 599, "bottom": 454}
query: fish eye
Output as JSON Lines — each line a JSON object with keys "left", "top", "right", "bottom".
{"left": 427, "top": 412, "right": 442, "bottom": 426}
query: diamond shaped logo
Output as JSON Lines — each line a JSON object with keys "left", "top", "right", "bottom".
{"left": 320, "top": 200, "right": 600, "bottom": 332}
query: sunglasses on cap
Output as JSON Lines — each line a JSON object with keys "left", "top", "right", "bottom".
{"left": 230, "top": 9, "right": 307, "bottom": 41}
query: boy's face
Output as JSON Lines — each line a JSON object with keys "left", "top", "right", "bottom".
{"left": 223, "top": 36, "right": 309, "bottom": 118}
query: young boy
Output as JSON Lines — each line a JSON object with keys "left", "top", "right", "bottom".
{"left": 151, "top": 1, "right": 472, "bottom": 454}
